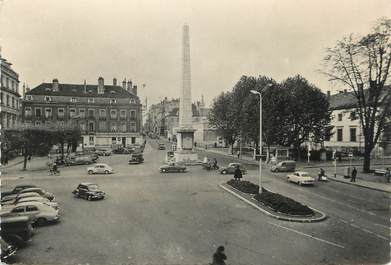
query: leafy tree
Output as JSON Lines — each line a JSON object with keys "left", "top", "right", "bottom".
{"left": 208, "top": 91, "right": 239, "bottom": 153}
{"left": 322, "top": 17, "right": 391, "bottom": 172}
{"left": 280, "top": 75, "right": 331, "bottom": 159}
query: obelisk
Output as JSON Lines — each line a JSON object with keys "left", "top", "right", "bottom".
{"left": 174, "top": 24, "right": 198, "bottom": 163}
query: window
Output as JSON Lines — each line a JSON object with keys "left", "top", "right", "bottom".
{"left": 25, "top": 107, "right": 32, "bottom": 117}
{"left": 26, "top": 205, "right": 38, "bottom": 212}
{"left": 35, "top": 121, "right": 42, "bottom": 126}
{"left": 35, "top": 108, "right": 42, "bottom": 117}
{"left": 131, "top": 137, "right": 136, "bottom": 144}
{"left": 88, "top": 98, "right": 95, "bottom": 103}
{"left": 100, "top": 109, "right": 106, "bottom": 118}
{"left": 89, "top": 136, "right": 94, "bottom": 145}
{"left": 79, "top": 109, "right": 85, "bottom": 118}
{"left": 350, "top": 128, "right": 357, "bottom": 142}
{"left": 0, "top": 92, "right": 3, "bottom": 104}
{"left": 6, "top": 95, "right": 9, "bottom": 106}
{"left": 26, "top": 95, "right": 33, "bottom": 100}
{"left": 350, "top": 111, "right": 357, "bottom": 120}
{"left": 58, "top": 108, "right": 65, "bottom": 118}
{"left": 70, "top": 108, "right": 76, "bottom": 118}
{"left": 112, "top": 137, "right": 116, "bottom": 144}
{"left": 130, "top": 110, "right": 136, "bottom": 120}
{"left": 110, "top": 110, "right": 117, "bottom": 119}
{"left": 45, "top": 108, "right": 52, "bottom": 118}
{"left": 99, "top": 121, "right": 106, "bottom": 131}
{"left": 12, "top": 207, "right": 25, "bottom": 213}
{"left": 130, "top": 122, "right": 136, "bottom": 132}
{"left": 120, "top": 110, "right": 126, "bottom": 118}
{"left": 111, "top": 122, "right": 117, "bottom": 132}
{"left": 130, "top": 99, "right": 136, "bottom": 104}
{"left": 337, "top": 128, "right": 343, "bottom": 142}
{"left": 79, "top": 122, "right": 86, "bottom": 131}
{"left": 88, "top": 122, "right": 95, "bottom": 132}
{"left": 121, "top": 122, "right": 127, "bottom": 132}
{"left": 11, "top": 97, "right": 15, "bottom": 108}
{"left": 70, "top": 97, "right": 77, "bottom": 103}
{"left": 58, "top": 121, "right": 65, "bottom": 127}
{"left": 44, "top": 96, "right": 52, "bottom": 102}
{"left": 88, "top": 109, "right": 94, "bottom": 117}
{"left": 110, "top": 99, "right": 116, "bottom": 104}
{"left": 338, "top": 113, "right": 343, "bottom": 121}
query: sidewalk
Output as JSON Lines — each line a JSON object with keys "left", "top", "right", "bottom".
{"left": 196, "top": 146, "right": 391, "bottom": 194}
{"left": 1, "top": 156, "right": 49, "bottom": 175}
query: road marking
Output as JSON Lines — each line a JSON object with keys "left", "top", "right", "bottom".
{"left": 350, "top": 223, "right": 360, "bottom": 229}
{"left": 376, "top": 234, "right": 389, "bottom": 241}
{"left": 374, "top": 223, "right": 390, "bottom": 229}
{"left": 340, "top": 218, "right": 389, "bottom": 241}
{"left": 268, "top": 222, "right": 345, "bottom": 249}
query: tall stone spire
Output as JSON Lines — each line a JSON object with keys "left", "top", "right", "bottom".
{"left": 179, "top": 23, "right": 192, "bottom": 129}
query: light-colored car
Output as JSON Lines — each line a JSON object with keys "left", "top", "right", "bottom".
{"left": 18, "top": 187, "right": 55, "bottom": 201}
{"left": 95, "top": 149, "right": 112, "bottom": 156}
{"left": 271, "top": 160, "right": 296, "bottom": 172}
{"left": 14, "top": 197, "right": 59, "bottom": 210}
{"left": 287, "top": 171, "right": 315, "bottom": 186}
{"left": 87, "top": 163, "right": 113, "bottom": 174}
{"left": 159, "top": 163, "right": 187, "bottom": 173}
{"left": 1, "top": 201, "right": 60, "bottom": 225}
{"left": 2, "top": 192, "right": 45, "bottom": 203}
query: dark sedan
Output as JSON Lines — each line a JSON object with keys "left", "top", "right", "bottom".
{"left": 219, "top": 162, "right": 247, "bottom": 175}
{"left": 159, "top": 163, "right": 187, "bottom": 173}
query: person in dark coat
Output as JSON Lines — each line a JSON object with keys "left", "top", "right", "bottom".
{"left": 351, "top": 167, "right": 357, "bottom": 182}
{"left": 212, "top": 246, "right": 227, "bottom": 265}
{"left": 234, "top": 165, "right": 242, "bottom": 181}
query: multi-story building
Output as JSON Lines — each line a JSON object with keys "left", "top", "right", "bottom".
{"left": 22, "top": 77, "right": 143, "bottom": 148}
{"left": 324, "top": 89, "right": 390, "bottom": 156}
{"left": 0, "top": 54, "right": 21, "bottom": 130}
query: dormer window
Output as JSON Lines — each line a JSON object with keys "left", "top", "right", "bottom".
{"left": 70, "top": 97, "right": 77, "bottom": 103}
{"left": 110, "top": 99, "right": 116, "bottom": 104}
{"left": 26, "top": 95, "right": 33, "bottom": 100}
{"left": 130, "top": 99, "right": 136, "bottom": 104}
{"left": 88, "top": 98, "right": 95, "bottom": 103}
{"left": 44, "top": 96, "right": 52, "bottom": 102}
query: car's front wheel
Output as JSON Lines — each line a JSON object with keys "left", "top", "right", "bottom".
{"left": 88, "top": 170, "right": 93, "bottom": 175}
{"left": 87, "top": 195, "right": 92, "bottom": 201}
{"left": 161, "top": 169, "right": 166, "bottom": 173}
{"left": 104, "top": 170, "right": 109, "bottom": 174}
{"left": 221, "top": 170, "right": 227, "bottom": 174}
{"left": 36, "top": 217, "right": 47, "bottom": 226}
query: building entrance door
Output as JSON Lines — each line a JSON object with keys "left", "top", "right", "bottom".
{"left": 122, "top": 137, "right": 126, "bottom": 147}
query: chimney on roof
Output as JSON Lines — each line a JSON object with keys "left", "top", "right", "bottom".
{"left": 327, "top": 91, "right": 331, "bottom": 98}
{"left": 127, "top": 80, "right": 133, "bottom": 92}
{"left": 133, "top": 85, "right": 137, "bottom": 96}
{"left": 122, "top": 78, "right": 126, "bottom": 90}
{"left": 344, "top": 89, "right": 347, "bottom": 94}
{"left": 23, "top": 83, "right": 26, "bottom": 95}
{"left": 113, "top": 78, "right": 117, "bottom": 86}
{"left": 98, "top": 77, "right": 104, "bottom": 94}
{"left": 52, "top": 79, "right": 59, "bottom": 92}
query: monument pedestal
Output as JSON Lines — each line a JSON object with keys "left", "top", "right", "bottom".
{"left": 174, "top": 128, "right": 199, "bottom": 164}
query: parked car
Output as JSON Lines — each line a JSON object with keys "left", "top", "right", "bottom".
{"left": 286, "top": 171, "right": 315, "bottom": 186}
{"left": 159, "top": 163, "right": 187, "bottom": 173}
{"left": 1, "top": 184, "right": 37, "bottom": 198}
{"left": 112, "top": 147, "right": 134, "bottom": 154}
{"left": 65, "top": 155, "right": 94, "bottom": 166}
{"left": 373, "top": 168, "right": 389, "bottom": 176}
{"left": 219, "top": 163, "right": 247, "bottom": 175}
{"left": 95, "top": 149, "right": 112, "bottom": 156}
{"left": 1, "top": 237, "right": 17, "bottom": 260}
{"left": 158, "top": 143, "right": 166, "bottom": 150}
{"left": 128, "top": 153, "right": 144, "bottom": 164}
{"left": 1, "top": 201, "right": 60, "bottom": 226}
{"left": 72, "top": 183, "right": 105, "bottom": 201}
{"left": 271, "top": 160, "right": 296, "bottom": 172}
{"left": 9, "top": 197, "right": 59, "bottom": 210}
{"left": 1, "top": 216, "right": 34, "bottom": 248}
{"left": 87, "top": 163, "right": 113, "bottom": 174}
{"left": 17, "top": 187, "right": 55, "bottom": 201}
{"left": 2, "top": 192, "right": 48, "bottom": 203}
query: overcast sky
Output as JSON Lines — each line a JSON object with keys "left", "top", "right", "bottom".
{"left": 0, "top": 0, "right": 390, "bottom": 107}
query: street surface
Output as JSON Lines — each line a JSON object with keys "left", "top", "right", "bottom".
{"left": 2, "top": 140, "right": 390, "bottom": 265}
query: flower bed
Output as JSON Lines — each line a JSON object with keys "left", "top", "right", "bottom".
{"left": 227, "top": 179, "right": 259, "bottom": 194}
{"left": 254, "top": 191, "right": 314, "bottom": 216}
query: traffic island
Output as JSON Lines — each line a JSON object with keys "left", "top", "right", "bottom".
{"left": 219, "top": 180, "right": 327, "bottom": 222}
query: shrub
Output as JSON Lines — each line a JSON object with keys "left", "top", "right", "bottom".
{"left": 254, "top": 191, "right": 314, "bottom": 216}
{"left": 227, "top": 179, "right": 259, "bottom": 194}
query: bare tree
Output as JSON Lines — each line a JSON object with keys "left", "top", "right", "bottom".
{"left": 323, "top": 17, "right": 391, "bottom": 172}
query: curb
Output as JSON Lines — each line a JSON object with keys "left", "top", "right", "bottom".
{"left": 218, "top": 184, "right": 327, "bottom": 223}
{"left": 328, "top": 177, "right": 391, "bottom": 194}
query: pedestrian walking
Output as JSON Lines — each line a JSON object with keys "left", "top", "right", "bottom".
{"left": 237, "top": 151, "right": 240, "bottom": 159}
{"left": 351, "top": 167, "right": 357, "bottom": 182}
{"left": 4, "top": 156, "right": 8, "bottom": 165}
{"left": 211, "top": 246, "right": 227, "bottom": 265}
{"left": 234, "top": 165, "right": 242, "bottom": 181}
{"left": 385, "top": 168, "right": 390, "bottom": 183}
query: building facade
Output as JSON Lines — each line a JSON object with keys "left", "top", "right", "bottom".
{"left": 22, "top": 77, "right": 143, "bottom": 148}
{"left": 0, "top": 54, "right": 21, "bottom": 130}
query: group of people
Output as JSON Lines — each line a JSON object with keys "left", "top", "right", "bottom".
{"left": 47, "top": 161, "right": 60, "bottom": 175}
{"left": 203, "top": 157, "right": 219, "bottom": 170}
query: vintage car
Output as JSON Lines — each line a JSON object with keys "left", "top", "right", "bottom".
{"left": 72, "top": 183, "right": 105, "bottom": 201}
{"left": 94, "top": 149, "right": 112, "bottom": 156}
{"left": 1, "top": 237, "right": 17, "bottom": 260}
{"left": 17, "top": 187, "right": 55, "bottom": 201}
{"left": 1, "top": 184, "right": 37, "bottom": 198}
{"left": 128, "top": 153, "right": 144, "bottom": 164}
{"left": 87, "top": 163, "right": 113, "bottom": 174}
{"left": 1, "top": 215, "right": 34, "bottom": 248}
{"left": 112, "top": 147, "right": 134, "bottom": 154}
{"left": 286, "top": 171, "right": 315, "bottom": 186}
{"left": 219, "top": 163, "right": 247, "bottom": 175}
{"left": 1, "top": 201, "right": 60, "bottom": 226}
{"left": 159, "top": 163, "right": 187, "bottom": 173}
{"left": 2, "top": 192, "right": 44, "bottom": 204}
{"left": 270, "top": 160, "right": 296, "bottom": 172}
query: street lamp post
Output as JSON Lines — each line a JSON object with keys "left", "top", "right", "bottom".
{"left": 250, "top": 83, "right": 272, "bottom": 193}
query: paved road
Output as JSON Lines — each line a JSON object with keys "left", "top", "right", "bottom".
{"left": 2, "top": 140, "right": 390, "bottom": 265}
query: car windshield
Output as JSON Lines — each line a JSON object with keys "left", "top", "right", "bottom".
{"left": 88, "top": 184, "right": 99, "bottom": 191}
